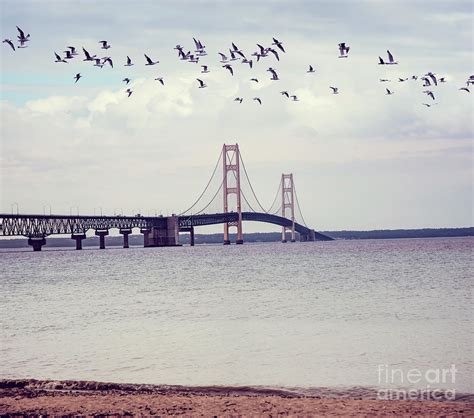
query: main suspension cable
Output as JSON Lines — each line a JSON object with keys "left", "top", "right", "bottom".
{"left": 293, "top": 180, "right": 308, "bottom": 227}
{"left": 239, "top": 153, "right": 271, "bottom": 213}
{"left": 193, "top": 179, "right": 224, "bottom": 215}
{"left": 178, "top": 150, "right": 223, "bottom": 215}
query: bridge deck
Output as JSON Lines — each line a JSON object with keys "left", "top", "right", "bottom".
{"left": 0, "top": 212, "right": 333, "bottom": 241}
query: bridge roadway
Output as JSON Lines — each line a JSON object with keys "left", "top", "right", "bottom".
{"left": 0, "top": 212, "right": 333, "bottom": 250}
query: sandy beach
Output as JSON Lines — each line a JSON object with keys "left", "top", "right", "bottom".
{"left": 1, "top": 380, "right": 473, "bottom": 416}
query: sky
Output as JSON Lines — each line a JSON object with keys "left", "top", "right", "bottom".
{"left": 0, "top": 0, "right": 473, "bottom": 232}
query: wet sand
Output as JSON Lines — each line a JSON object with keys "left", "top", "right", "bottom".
{"left": 1, "top": 379, "right": 473, "bottom": 416}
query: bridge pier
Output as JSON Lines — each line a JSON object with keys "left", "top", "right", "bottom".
{"left": 71, "top": 233, "right": 86, "bottom": 250}
{"left": 95, "top": 229, "right": 109, "bottom": 249}
{"left": 190, "top": 227, "right": 195, "bottom": 246}
{"left": 28, "top": 237, "right": 46, "bottom": 251}
{"left": 141, "top": 228, "right": 151, "bottom": 247}
{"left": 309, "top": 229, "right": 316, "bottom": 242}
{"left": 149, "top": 216, "right": 180, "bottom": 246}
{"left": 120, "top": 229, "right": 132, "bottom": 248}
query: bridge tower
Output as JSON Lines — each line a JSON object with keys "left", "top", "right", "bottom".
{"left": 281, "top": 173, "right": 296, "bottom": 243}
{"left": 223, "top": 143, "right": 243, "bottom": 244}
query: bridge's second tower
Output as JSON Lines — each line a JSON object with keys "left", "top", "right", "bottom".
{"left": 281, "top": 173, "right": 296, "bottom": 242}
{"left": 223, "top": 143, "right": 243, "bottom": 244}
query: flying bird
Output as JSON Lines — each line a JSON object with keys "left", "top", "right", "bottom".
{"left": 144, "top": 54, "right": 159, "bottom": 65}
{"left": 398, "top": 78, "right": 408, "bottom": 82}
{"left": 459, "top": 87, "right": 470, "bottom": 92}
{"left": 93, "top": 58, "right": 103, "bottom": 68}
{"left": 426, "top": 72, "right": 437, "bottom": 86}
{"left": 201, "top": 65, "right": 210, "bottom": 73}
{"left": 74, "top": 73, "right": 81, "bottom": 83}
{"left": 124, "top": 56, "right": 134, "bottom": 66}
{"left": 234, "top": 97, "right": 243, "bottom": 103}
{"left": 272, "top": 37, "right": 285, "bottom": 53}
{"left": 125, "top": 88, "right": 133, "bottom": 97}
{"left": 386, "top": 50, "right": 398, "bottom": 65}
{"left": 223, "top": 64, "right": 234, "bottom": 76}
{"left": 242, "top": 58, "right": 253, "bottom": 68}
{"left": 250, "top": 78, "right": 259, "bottom": 83}
{"left": 379, "top": 79, "right": 391, "bottom": 82}
{"left": 422, "top": 103, "right": 436, "bottom": 107}
{"left": 290, "top": 95, "right": 299, "bottom": 101}
{"left": 439, "top": 77, "right": 446, "bottom": 83}
{"left": 424, "top": 90, "right": 435, "bottom": 100}
{"left": 268, "top": 48, "right": 280, "bottom": 61}
{"left": 218, "top": 52, "right": 228, "bottom": 63}
{"left": 229, "top": 49, "right": 239, "bottom": 61}
{"left": 280, "top": 91, "right": 290, "bottom": 98}
{"left": 386, "top": 88, "right": 394, "bottom": 95}
{"left": 54, "top": 52, "right": 67, "bottom": 63}
{"left": 421, "top": 77, "right": 431, "bottom": 87}
{"left": 2, "top": 39, "right": 15, "bottom": 51}
{"left": 102, "top": 57, "right": 113, "bottom": 68}
{"left": 196, "top": 78, "right": 207, "bottom": 88}
{"left": 64, "top": 50, "right": 74, "bottom": 59}
{"left": 253, "top": 97, "right": 262, "bottom": 105}
{"left": 67, "top": 46, "right": 78, "bottom": 56}
{"left": 123, "top": 78, "right": 131, "bottom": 85}
{"left": 267, "top": 67, "right": 279, "bottom": 80}
{"left": 307, "top": 65, "right": 315, "bottom": 73}
{"left": 338, "top": 42, "right": 350, "bottom": 58}
{"left": 99, "top": 40, "right": 110, "bottom": 49}
{"left": 82, "top": 47, "right": 96, "bottom": 61}
{"left": 16, "top": 26, "right": 30, "bottom": 47}
{"left": 330, "top": 86, "right": 339, "bottom": 94}
{"left": 155, "top": 77, "right": 164, "bottom": 85}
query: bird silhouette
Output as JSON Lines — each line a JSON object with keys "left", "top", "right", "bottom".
{"left": 3, "top": 39, "right": 15, "bottom": 51}
{"left": 54, "top": 52, "right": 67, "bottom": 63}
{"left": 144, "top": 54, "right": 159, "bottom": 65}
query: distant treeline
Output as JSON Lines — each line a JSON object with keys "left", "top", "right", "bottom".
{"left": 0, "top": 228, "right": 472, "bottom": 248}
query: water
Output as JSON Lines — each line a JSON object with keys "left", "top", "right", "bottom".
{"left": 1, "top": 238, "right": 472, "bottom": 392}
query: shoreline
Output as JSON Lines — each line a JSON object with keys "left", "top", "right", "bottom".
{"left": 1, "top": 379, "right": 473, "bottom": 416}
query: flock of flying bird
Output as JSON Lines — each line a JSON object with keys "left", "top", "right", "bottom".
{"left": 3, "top": 26, "right": 474, "bottom": 108}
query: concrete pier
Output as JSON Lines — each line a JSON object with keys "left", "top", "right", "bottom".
{"left": 149, "top": 216, "right": 180, "bottom": 246}
{"left": 95, "top": 229, "right": 109, "bottom": 249}
{"left": 120, "top": 229, "right": 132, "bottom": 248}
{"left": 71, "top": 233, "right": 86, "bottom": 250}
{"left": 190, "top": 227, "right": 195, "bottom": 246}
{"left": 140, "top": 228, "right": 151, "bottom": 247}
{"left": 28, "top": 237, "right": 46, "bottom": 251}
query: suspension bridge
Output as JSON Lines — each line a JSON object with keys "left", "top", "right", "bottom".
{"left": 0, "top": 144, "right": 333, "bottom": 251}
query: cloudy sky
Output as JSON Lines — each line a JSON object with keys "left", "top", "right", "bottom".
{"left": 0, "top": 0, "right": 472, "bottom": 231}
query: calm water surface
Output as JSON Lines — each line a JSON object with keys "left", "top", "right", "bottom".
{"left": 1, "top": 238, "right": 472, "bottom": 391}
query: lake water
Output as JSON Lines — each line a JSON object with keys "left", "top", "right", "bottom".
{"left": 1, "top": 238, "right": 472, "bottom": 392}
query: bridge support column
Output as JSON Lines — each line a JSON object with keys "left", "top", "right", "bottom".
{"left": 309, "top": 229, "right": 316, "bottom": 242}
{"left": 71, "top": 233, "right": 86, "bottom": 250}
{"left": 28, "top": 237, "right": 46, "bottom": 252}
{"left": 148, "top": 216, "right": 181, "bottom": 247}
{"left": 95, "top": 229, "right": 108, "bottom": 249}
{"left": 141, "top": 228, "right": 151, "bottom": 247}
{"left": 190, "top": 227, "right": 195, "bottom": 246}
{"left": 120, "top": 229, "right": 132, "bottom": 248}
{"left": 300, "top": 233, "right": 308, "bottom": 242}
